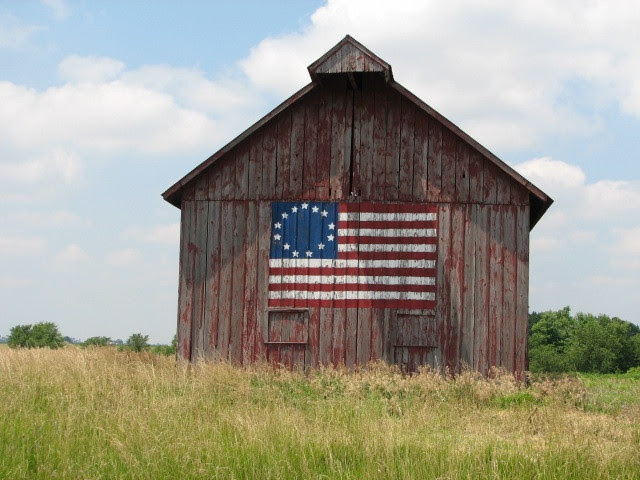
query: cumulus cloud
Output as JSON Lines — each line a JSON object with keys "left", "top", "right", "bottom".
{"left": 0, "top": 14, "right": 40, "bottom": 48}
{"left": 55, "top": 244, "right": 88, "bottom": 264}
{"left": 107, "top": 248, "right": 139, "bottom": 267}
{"left": 0, "top": 235, "right": 46, "bottom": 256}
{"left": 59, "top": 55, "right": 125, "bottom": 83}
{"left": 238, "top": 0, "right": 640, "bottom": 151}
{"left": 7, "top": 210, "right": 81, "bottom": 229}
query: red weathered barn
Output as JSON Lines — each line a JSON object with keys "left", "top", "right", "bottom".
{"left": 163, "top": 36, "right": 552, "bottom": 375}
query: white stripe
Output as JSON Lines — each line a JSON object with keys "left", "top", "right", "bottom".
{"left": 269, "top": 290, "right": 435, "bottom": 301}
{"left": 338, "top": 228, "right": 436, "bottom": 237}
{"left": 338, "top": 243, "right": 436, "bottom": 253}
{"left": 339, "top": 212, "right": 436, "bottom": 221}
{"left": 269, "top": 259, "right": 436, "bottom": 268}
{"left": 270, "top": 275, "right": 435, "bottom": 285}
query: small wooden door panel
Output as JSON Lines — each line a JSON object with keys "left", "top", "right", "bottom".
{"left": 392, "top": 313, "right": 438, "bottom": 373}
{"left": 265, "top": 309, "right": 308, "bottom": 369}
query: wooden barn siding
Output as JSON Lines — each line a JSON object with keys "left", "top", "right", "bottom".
{"left": 177, "top": 77, "right": 531, "bottom": 373}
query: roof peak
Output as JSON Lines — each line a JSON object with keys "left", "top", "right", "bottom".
{"left": 307, "top": 35, "right": 393, "bottom": 83}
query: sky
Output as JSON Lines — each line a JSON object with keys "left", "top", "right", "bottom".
{"left": 1, "top": 0, "right": 639, "bottom": 343}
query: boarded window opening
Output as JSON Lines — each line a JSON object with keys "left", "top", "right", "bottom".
{"left": 392, "top": 313, "right": 438, "bottom": 373}
{"left": 266, "top": 309, "right": 309, "bottom": 344}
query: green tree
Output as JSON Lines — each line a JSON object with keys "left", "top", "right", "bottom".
{"left": 528, "top": 307, "right": 573, "bottom": 372}
{"left": 7, "top": 323, "right": 65, "bottom": 349}
{"left": 83, "top": 336, "right": 112, "bottom": 347}
{"left": 126, "top": 333, "right": 150, "bottom": 352}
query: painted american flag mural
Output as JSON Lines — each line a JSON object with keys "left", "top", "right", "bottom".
{"left": 268, "top": 202, "right": 438, "bottom": 310}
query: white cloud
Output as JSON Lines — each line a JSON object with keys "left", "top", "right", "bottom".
{"left": 0, "top": 14, "right": 40, "bottom": 48}
{"left": 0, "top": 148, "right": 81, "bottom": 185}
{"left": 140, "top": 223, "right": 180, "bottom": 245}
{"left": 237, "top": 0, "right": 640, "bottom": 151}
{"left": 107, "top": 248, "right": 139, "bottom": 267}
{"left": 0, "top": 276, "right": 32, "bottom": 288}
{"left": 0, "top": 235, "right": 46, "bottom": 256}
{"left": 59, "top": 55, "right": 125, "bottom": 83}
{"left": 8, "top": 210, "right": 81, "bottom": 228}
{"left": 42, "top": 0, "right": 70, "bottom": 19}
{"left": 55, "top": 244, "right": 88, "bottom": 264}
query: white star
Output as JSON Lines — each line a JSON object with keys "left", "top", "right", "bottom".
{"left": 327, "top": 234, "right": 334, "bottom": 242}
{"left": 318, "top": 243, "right": 325, "bottom": 250}
{"left": 321, "top": 210, "right": 328, "bottom": 217}
{"left": 292, "top": 250, "right": 299, "bottom": 257}
{"left": 311, "top": 205, "right": 319, "bottom": 213}
{"left": 301, "top": 202, "right": 309, "bottom": 209}
{"left": 283, "top": 243, "right": 290, "bottom": 250}
{"left": 305, "top": 250, "right": 313, "bottom": 257}
{"left": 291, "top": 206, "right": 298, "bottom": 213}
{"left": 273, "top": 234, "right": 281, "bottom": 240}
{"left": 274, "top": 222, "right": 282, "bottom": 229}
{"left": 282, "top": 212, "right": 288, "bottom": 219}
{"left": 328, "top": 223, "right": 335, "bottom": 230}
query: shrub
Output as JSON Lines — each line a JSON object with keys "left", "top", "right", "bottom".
{"left": 7, "top": 322, "right": 65, "bottom": 349}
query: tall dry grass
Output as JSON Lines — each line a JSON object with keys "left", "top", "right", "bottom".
{"left": 1, "top": 347, "right": 638, "bottom": 479}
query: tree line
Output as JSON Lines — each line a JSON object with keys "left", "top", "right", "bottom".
{"left": 529, "top": 307, "right": 640, "bottom": 373}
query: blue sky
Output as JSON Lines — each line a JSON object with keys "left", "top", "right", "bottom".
{"left": 1, "top": 0, "right": 639, "bottom": 343}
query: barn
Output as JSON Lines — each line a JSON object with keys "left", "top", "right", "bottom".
{"left": 162, "top": 36, "right": 553, "bottom": 375}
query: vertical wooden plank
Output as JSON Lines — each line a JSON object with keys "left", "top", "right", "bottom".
{"left": 248, "top": 135, "right": 263, "bottom": 201}
{"left": 448, "top": 205, "right": 464, "bottom": 373}
{"left": 307, "top": 308, "right": 320, "bottom": 368}
{"left": 426, "top": 120, "right": 442, "bottom": 202}
{"left": 350, "top": 88, "right": 362, "bottom": 197}
{"left": 488, "top": 206, "right": 503, "bottom": 370}
{"left": 412, "top": 111, "right": 429, "bottom": 202}
{"left": 177, "top": 201, "right": 195, "bottom": 361}
{"left": 468, "top": 152, "right": 484, "bottom": 204}
{"left": 371, "top": 78, "right": 387, "bottom": 201}
{"left": 372, "top": 308, "right": 388, "bottom": 363}
{"left": 501, "top": 206, "right": 517, "bottom": 372}
{"left": 220, "top": 157, "right": 235, "bottom": 201}
{"left": 398, "top": 99, "right": 415, "bottom": 201}
{"left": 515, "top": 205, "right": 530, "bottom": 376}
{"left": 229, "top": 202, "right": 247, "bottom": 364}
{"left": 329, "top": 89, "right": 350, "bottom": 199}
{"left": 316, "top": 93, "right": 332, "bottom": 200}
{"left": 440, "top": 129, "right": 456, "bottom": 202}
{"left": 456, "top": 143, "right": 470, "bottom": 203}
{"left": 194, "top": 174, "right": 208, "bottom": 201}
{"left": 332, "top": 309, "right": 346, "bottom": 366}
{"left": 242, "top": 201, "right": 258, "bottom": 365}
{"left": 216, "top": 202, "right": 234, "bottom": 359}
{"left": 483, "top": 163, "right": 497, "bottom": 205}
{"left": 207, "top": 161, "right": 223, "bottom": 201}
{"left": 319, "top": 308, "right": 334, "bottom": 365}
{"left": 261, "top": 123, "right": 277, "bottom": 200}
{"left": 436, "top": 204, "right": 451, "bottom": 372}
{"left": 496, "top": 171, "right": 510, "bottom": 205}
{"left": 276, "top": 111, "right": 292, "bottom": 199}
{"left": 289, "top": 103, "right": 305, "bottom": 199}
{"left": 235, "top": 145, "right": 249, "bottom": 201}
{"left": 204, "top": 201, "right": 221, "bottom": 360}
{"left": 461, "top": 204, "right": 476, "bottom": 370}
{"left": 345, "top": 308, "right": 358, "bottom": 368}
{"left": 302, "top": 95, "right": 319, "bottom": 200}
{"left": 358, "top": 75, "right": 374, "bottom": 199}
{"left": 255, "top": 201, "right": 271, "bottom": 362}
{"left": 511, "top": 183, "right": 529, "bottom": 206}
{"left": 384, "top": 90, "right": 401, "bottom": 201}
{"left": 474, "top": 205, "right": 490, "bottom": 375}
{"left": 191, "top": 201, "right": 209, "bottom": 361}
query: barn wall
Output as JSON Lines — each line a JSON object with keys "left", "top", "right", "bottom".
{"left": 176, "top": 75, "right": 531, "bottom": 374}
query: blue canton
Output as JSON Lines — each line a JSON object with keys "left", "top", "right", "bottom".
{"left": 270, "top": 202, "right": 339, "bottom": 259}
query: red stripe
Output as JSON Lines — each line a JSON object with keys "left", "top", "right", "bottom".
{"left": 340, "top": 220, "right": 437, "bottom": 229}
{"left": 339, "top": 203, "right": 438, "bottom": 214}
{"left": 341, "top": 235, "right": 437, "bottom": 244}
{"left": 338, "top": 251, "right": 437, "bottom": 260}
{"left": 268, "top": 298, "right": 436, "bottom": 309}
{"left": 270, "top": 283, "right": 436, "bottom": 293}
{"left": 269, "top": 267, "right": 436, "bottom": 277}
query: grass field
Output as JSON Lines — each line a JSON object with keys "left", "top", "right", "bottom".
{"left": 1, "top": 347, "right": 639, "bottom": 479}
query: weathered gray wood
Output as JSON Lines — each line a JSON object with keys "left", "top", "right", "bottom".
{"left": 261, "top": 123, "right": 277, "bottom": 199}
{"left": 448, "top": 205, "right": 464, "bottom": 372}
{"left": 289, "top": 103, "right": 305, "bottom": 199}
{"left": 468, "top": 152, "right": 484, "bottom": 203}
{"left": 229, "top": 202, "right": 247, "bottom": 363}
{"left": 176, "top": 200, "right": 195, "bottom": 360}
{"left": 358, "top": 75, "right": 375, "bottom": 199}
{"left": 302, "top": 94, "right": 319, "bottom": 200}
{"left": 371, "top": 77, "right": 387, "bottom": 201}
{"left": 248, "top": 135, "right": 263, "bottom": 201}
{"left": 436, "top": 204, "right": 450, "bottom": 371}
{"left": 426, "top": 120, "right": 442, "bottom": 201}
{"left": 203, "top": 201, "right": 221, "bottom": 360}
{"left": 515, "top": 205, "right": 530, "bottom": 375}
{"left": 216, "top": 202, "right": 234, "bottom": 359}
{"left": 242, "top": 201, "right": 258, "bottom": 365}
{"left": 412, "top": 111, "right": 429, "bottom": 201}
{"left": 488, "top": 206, "right": 503, "bottom": 370}
{"left": 255, "top": 202, "right": 271, "bottom": 362}
{"left": 456, "top": 143, "right": 470, "bottom": 203}
{"left": 235, "top": 144, "right": 249, "bottom": 200}
{"left": 474, "top": 205, "right": 490, "bottom": 375}
{"left": 319, "top": 308, "right": 333, "bottom": 365}
{"left": 315, "top": 92, "right": 332, "bottom": 200}
{"left": 501, "top": 206, "right": 517, "bottom": 371}
{"left": 461, "top": 204, "right": 476, "bottom": 369}
{"left": 496, "top": 170, "right": 510, "bottom": 205}
{"left": 398, "top": 98, "right": 415, "bottom": 201}
{"left": 276, "top": 111, "right": 292, "bottom": 199}
{"left": 483, "top": 163, "right": 497, "bottom": 205}
{"left": 384, "top": 90, "right": 401, "bottom": 201}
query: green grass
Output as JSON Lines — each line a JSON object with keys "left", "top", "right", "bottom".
{"left": 1, "top": 347, "right": 639, "bottom": 479}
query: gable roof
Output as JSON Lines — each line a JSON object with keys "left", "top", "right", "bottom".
{"left": 163, "top": 35, "right": 552, "bottom": 228}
